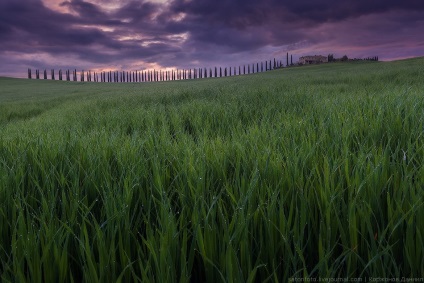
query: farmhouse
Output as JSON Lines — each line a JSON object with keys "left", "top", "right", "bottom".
{"left": 299, "top": 55, "right": 328, "bottom": 65}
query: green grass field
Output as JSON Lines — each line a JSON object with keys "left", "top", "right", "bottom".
{"left": 1, "top": 58, "right": 423, "bottom": 282}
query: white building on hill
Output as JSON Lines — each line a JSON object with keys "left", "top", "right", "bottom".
{"left": 299, "top": 55, "right": 328, "bottom": 65}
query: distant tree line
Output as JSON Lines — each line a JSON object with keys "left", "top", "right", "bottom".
{"left": 328, "top": 54, "right": 379, "bottom": 62}
{"left": 26, "top": 55, "right": 298, "bottom": 81}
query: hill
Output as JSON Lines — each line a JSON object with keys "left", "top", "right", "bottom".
{"left": 1, "top": 57, "right": 423, "bottom": 282}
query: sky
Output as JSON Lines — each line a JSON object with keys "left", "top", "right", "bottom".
{"left": 1, "top": 0, "right": 423, "bottom": 78}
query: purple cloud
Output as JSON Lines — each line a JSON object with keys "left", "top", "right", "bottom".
{"left": 0, "top": 0, "right": 423, "bottom": 77}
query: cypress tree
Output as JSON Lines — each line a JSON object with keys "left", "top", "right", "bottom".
{"left": 287, "top": 53, "right": 289, "bottom": 67}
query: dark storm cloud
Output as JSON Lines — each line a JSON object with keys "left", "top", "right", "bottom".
{"left": 0, "top": 0, "right": 169, "bottom": 64}
{"left": 61, "top": 0, "right": 105, "bottom": 20}
{"left": 0, "top": 0, "right": 102, "bottom": 52}
{"left": 0, "top": 0, "right": 423, "bottom": 77}
{"left": 169, "top": 0, "right": 424, "bottom": 24}
{"left": 167, "top": 0, "right": 424, "bottom": 48}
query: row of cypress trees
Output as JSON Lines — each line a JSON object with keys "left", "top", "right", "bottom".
{"left": 27, "top": 56, "right": 296, "bottom": 81}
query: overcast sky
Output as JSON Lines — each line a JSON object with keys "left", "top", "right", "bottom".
{"left": 1, "top": 0, "right": 423, "bottom": 77}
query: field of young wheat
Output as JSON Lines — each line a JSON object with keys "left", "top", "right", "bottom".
{"left": 1, "top": 58, "right": 423, "bottom": 282}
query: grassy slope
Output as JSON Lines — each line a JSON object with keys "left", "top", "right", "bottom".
{"left": 0, "top": 58, "right": 424, "bottom": 282}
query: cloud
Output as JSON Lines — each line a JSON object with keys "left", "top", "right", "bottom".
{"left": 0, "top": 0, "right": 423, "bottom": 77}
